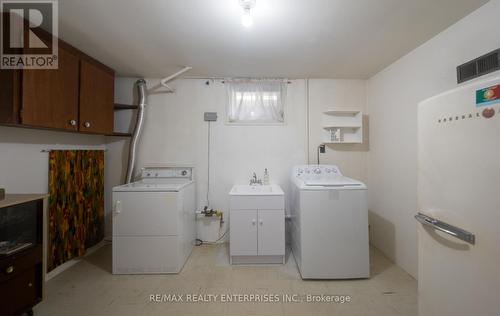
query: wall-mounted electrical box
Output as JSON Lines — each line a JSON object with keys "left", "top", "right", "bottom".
{"left": 204, "top": 112, "right": 218, "bottom": 121}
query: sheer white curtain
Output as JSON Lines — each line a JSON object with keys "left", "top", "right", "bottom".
{"left": 226, "top": 79, "right": 286, "bottom": 123}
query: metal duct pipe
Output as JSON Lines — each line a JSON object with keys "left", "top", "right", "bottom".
{"left": 125, "top": 79, "right": 147, "bottom": 183}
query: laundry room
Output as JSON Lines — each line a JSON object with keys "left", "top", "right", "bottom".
{"left": 0, "top": 1, "right": 499, "bottom": 316}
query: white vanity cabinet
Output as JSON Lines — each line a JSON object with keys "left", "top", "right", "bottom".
{"left": 229, "top": 185, "right": 285, "bottom": 264}
{"left": 256, "top": 210, "right": 285, "bottom": 256}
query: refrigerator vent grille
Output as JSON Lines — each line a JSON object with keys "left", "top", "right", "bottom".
{"left": 457, "top": 49, "right": 499, "bottom": 83}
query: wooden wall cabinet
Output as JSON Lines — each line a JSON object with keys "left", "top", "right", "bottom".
{"left": 21, "top": 46, "right": 80, "bottom": 131}
{"left": 0, "top": 35, "right": 115, "bottom": 135}
{"left": 79, "top": 60, "right": 114, "bottom": 134}
{"left": 0, "top": 70, "right": 21, "bottom": 125}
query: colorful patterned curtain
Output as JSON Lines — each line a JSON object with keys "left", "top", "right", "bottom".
{"left": 48, "top": 150, "right": 104, "bottom": 271}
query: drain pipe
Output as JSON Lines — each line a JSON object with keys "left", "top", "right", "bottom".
{"left": 125, "top": 79, "right": 147, "bottom": 184}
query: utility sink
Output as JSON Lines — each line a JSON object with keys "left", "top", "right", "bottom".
{"left": 229, "top": 184, "right": 284, "bottom": 210}
{"left": 229, "top": 184, "right": 284, "bottom": 196}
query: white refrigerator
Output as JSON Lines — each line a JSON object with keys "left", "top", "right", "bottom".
{"left": 417, "top": 74, "right": 500, "bottom": 315}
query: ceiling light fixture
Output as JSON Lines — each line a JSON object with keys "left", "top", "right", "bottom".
{"left": 239, "top": 0, "right": 256, "bottom": 28}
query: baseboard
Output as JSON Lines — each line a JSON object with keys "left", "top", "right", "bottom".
{"left": 230, "top": 255, "right": 285, "bottom": 265}
{"left": 45, "top": 240, "right": 108, "bottom": 281}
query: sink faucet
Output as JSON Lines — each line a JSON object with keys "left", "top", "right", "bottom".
{"left": 250, "top": 172, "right": 263, "bottom": 185}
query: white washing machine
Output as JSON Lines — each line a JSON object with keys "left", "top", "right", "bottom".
{"left": 290, "top": 165, "right": 369, "bottom": 279}
{"left": 112, "top": 166, "right": 196, "bottom": 274}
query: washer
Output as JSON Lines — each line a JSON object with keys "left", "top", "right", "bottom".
{"left": 112, "top": 166, "right": 195, "bottom": 274}
{"left": 290, "top": 165, "right": 369, "bottom": 279}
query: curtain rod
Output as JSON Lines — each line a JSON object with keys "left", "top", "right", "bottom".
{"left": 40, "top": 149, "right": 107, "bottom": 153}
{"left": 182, "top": 77, "right": 292, "bottom": 84}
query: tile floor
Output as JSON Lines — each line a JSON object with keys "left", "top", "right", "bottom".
{"left": 34, "top": 243, "right": 417, "bottom": 316}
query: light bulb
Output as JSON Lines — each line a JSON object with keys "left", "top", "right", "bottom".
{"left": 241, "top": 8, "right": 253, "bottom": 27}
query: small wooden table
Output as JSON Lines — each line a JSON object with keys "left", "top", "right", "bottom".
{"left": 0, "top": 194, "right": 48, "bottom": 316}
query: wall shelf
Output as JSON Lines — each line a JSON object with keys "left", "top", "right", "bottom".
{"left": 114, "top": 103, "right": 138, "bottom": 110}
{"left": 323, "top": 110, "right": 361, "bottom": 116}
{"left": 112, "top": 103, "right": 138, "bottom": 137}
{"left": 322, "top": 110, "right": 363, "bottom": 144}
{"left": 106, "top": 132, "right": 132, "bottom": 137}
{"left": 323, "top": 125, "right": 361, "bottom": 129}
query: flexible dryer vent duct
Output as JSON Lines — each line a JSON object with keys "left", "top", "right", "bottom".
{"left": 125, "top": 79, "right": 147, "bottom": 183}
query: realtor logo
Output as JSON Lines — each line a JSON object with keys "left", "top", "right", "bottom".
{"left": 1, "top": 0, "right": 58, "bottom": 69}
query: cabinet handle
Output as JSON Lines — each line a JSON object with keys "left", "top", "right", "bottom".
{"left": 5, "top": 266, "right": 14, "bottom": 274}
{"left": 252, "top": 219, "right": 256, "bottom": 225}
{"left": 28, "top": 282, "right": 33, "bottom": 287}
{"left": 259, "top": 219, "right": 263, "bottom": 225}
{"left": 84, "top": 122, "right": 91, "bottom": 128}
{"left": 69, "top": 120, "right": 77, "bottom": 126}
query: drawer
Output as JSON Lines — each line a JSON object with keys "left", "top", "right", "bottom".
{"left": 0, "top": 245, "right": 42, "bottom": 283}
{"left": 0, "top": 267, "right": 39, "bottom": 316}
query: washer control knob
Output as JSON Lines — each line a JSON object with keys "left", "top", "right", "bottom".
{"left": 314, "top": 168, "right": 321, "bottom": 174}
{"left": 181, "top": 170, "right": 188, "bottom": 176}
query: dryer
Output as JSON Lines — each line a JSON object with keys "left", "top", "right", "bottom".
{"left": 290, "top": 165, "right": 369, "bottom": 279}
{"left": 112, "top": 166, "right": 196, "bottom": 274}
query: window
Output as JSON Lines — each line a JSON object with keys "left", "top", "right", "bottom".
{"left": 226, "top": 80, "right": 286, "bottom": 124}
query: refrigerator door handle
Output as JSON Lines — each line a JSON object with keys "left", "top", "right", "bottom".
{"left": 415, "top": 212, "right": 475, "bottom": 245}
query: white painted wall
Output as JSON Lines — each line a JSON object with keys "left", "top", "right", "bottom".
{"left": 0, "top": 77, "right": 369, "bottom": 244}
{"left": 112, "top": 78, "right": 371, "bottom": 241}
{"left": 0, "top": 127, "right": 128, "bottom": 240}
{"left": 366, "top": 0, "right": 500, "bottom": 278}
{"left": 6, "top": 0, "right": 496, "bottom": 274}
{"left": 0, "top": 127, "right": 106, "bottom": 194}
{"left": 113, "top": 78, "right": 308, "bottom": 241}
{"left": 0, "top": 127, "right": 110, "bottom": 237}
{"left": 307, "top": 79, "right": 368, "bottom": 183}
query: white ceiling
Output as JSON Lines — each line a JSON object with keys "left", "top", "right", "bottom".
{"left": 58, "top": 0, "right": 488, "bottom": 79}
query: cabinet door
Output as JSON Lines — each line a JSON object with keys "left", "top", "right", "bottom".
{"left": 258, "top": 210, "right": 285, "bottom": 256}
{"left": 21, "top": 46, "right": 79, "bottom": 130}
{"left": 0, "top": 267, "right": 38, "bottom": 316}
{"left": 79, "top": 60, "right": 114, "bottom": 134}
{"left": 230, "top": 210, "right": 257, "bottom": 256}
{"left": 0, "top": 69, "right": 21, "bottom": 124}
